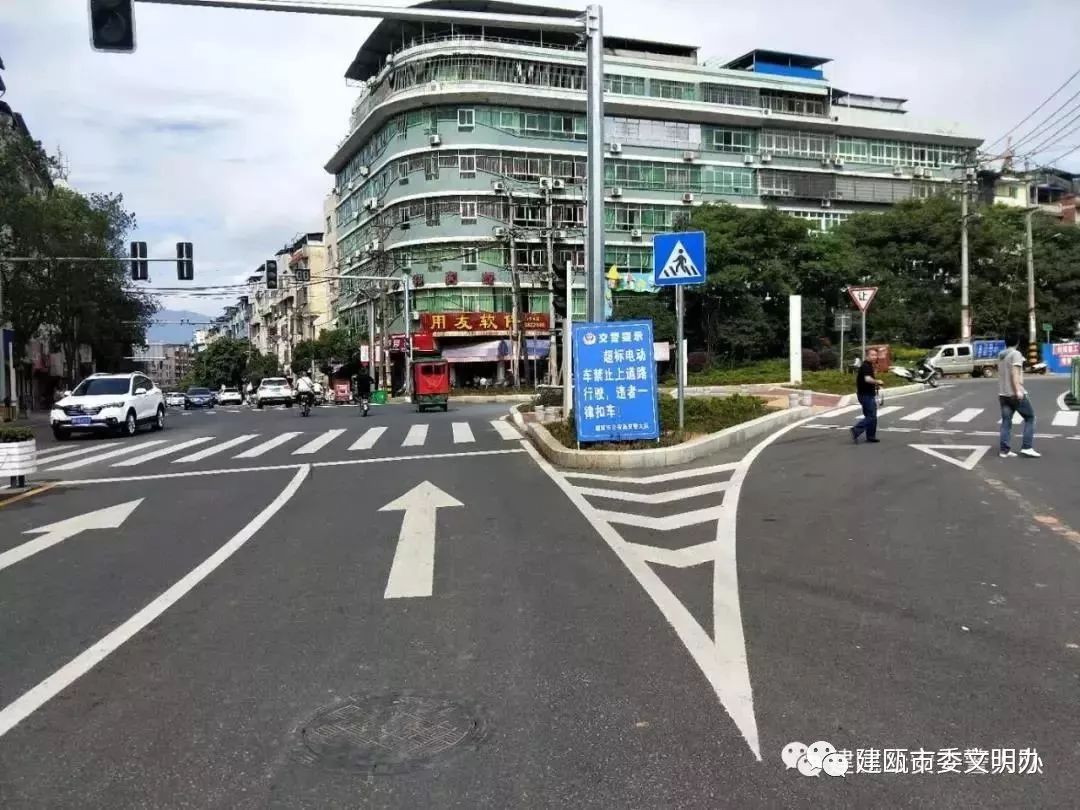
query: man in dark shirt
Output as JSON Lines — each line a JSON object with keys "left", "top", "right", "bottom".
{"left": 851, "top": 348, "right": 883, "bottom": 444}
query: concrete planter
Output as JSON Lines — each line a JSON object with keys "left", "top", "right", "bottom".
{"left": 0, "top": 439, "right": 37, "bottom": 477}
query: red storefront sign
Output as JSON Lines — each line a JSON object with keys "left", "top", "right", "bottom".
{"left": 388, "top": 332, "right": 436, "bottom": 352}
{"left": 420, "top": 312, "right": 549, "bottom": 333}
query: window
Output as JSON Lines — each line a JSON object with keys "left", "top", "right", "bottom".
{"left": 957, "top": 346, "right": 971, "bottom": 357}
{"left": 942, "top": 347, "right": 955, "bottom": 358}
{"left": 459, "top": 154, "right": 476, "bottom": 177}
{"left": 460, "top": 200, "right": 477, "bottom": 222}
{"left": 398, "top": 159, "right": 409, "bottom": 184}
{"left": 711, "top": 128, "right": 754, "bottom": 153}
{"left": 462, "top": 247, "right": 478, "bottom": 269}
{"left": 325, "top": 216, "right": 332, "bottom": 233}
{"left": 649, "top": 79, "right": 695, "bottom": 101}
{"left": 604, "top": 74, "right": 646, "bottom": 96}
{"left": 458, "top": 108, "right": 475, "bottom": 129}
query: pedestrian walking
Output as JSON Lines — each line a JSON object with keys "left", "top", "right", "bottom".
{"left": 850, "top": 348, "right": 883, "bottom": 444}
{"left": 997, "top": 332, "right": 1040, "bottom": 459}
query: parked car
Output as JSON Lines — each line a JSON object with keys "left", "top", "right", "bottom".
{"left": 255, "top": 377, "right": 293, "bottom": 408}
{"left": 217, "top": 387, "right": 243, "bottom": 405}
{"left": 50, "top": 372, "right": 166, "bottom": 440}
{"left": 165, "top": 391, "right": 186, "bottom": 408}
{"left": 184, "top": 387, "right": 215, "bottom": 409}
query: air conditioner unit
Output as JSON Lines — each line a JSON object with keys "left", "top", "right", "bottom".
{"left": 761, "top": 107, "right": 772, "bottom": 116}
{"left": 552, "top": 179, "right": 566, "bottom": 190}
{"left": 351, "top": 250, "right": 361, "bottom": 260}
{"left": 493, "top": 226, "right": 508, "bottom": 238}
{"left": 607, "top": 142, "right": 622, "bottom": 154}
{"left": 610, "top": 187, "right": 624, "bottom": 197}
{"left": 893, "top": 165, "right": 903, "bottom": 176}
{"left": 358, "top": 166, "right": 369, "bottom": 177}
{"left": 682, "top": 192, "right": 695, "bottom": 204}
{"left": 743, "top": 153, "right": 755, "bottom": 165}
{"left": 630, "top": 228, "right": 643, "bottom": 239}
{"left": 364, "top": 197, "right": 378, "bottom": 210}
{"left": 682, "top": 151, "right": 697, "bottom": 162}
{"left": 553, "top": 229, "right": 568, "bottom": 240}
{"left": 760, "top": 152, "right": 773, "bottom": 163}
{"left": 493, "top": 181, "right": 507, "bottom": 193}
{"left": 368, "top": 240, "right": 382, "bottom": 252}
{"left": 411, "top": 311, "right": 420, "bottom": 321}
{"left": 347, "top": 180, "right": 355, "bottom": 191}
{"left": 821, "top": 158, "right": 832, "bottom": 167}
{"left": 965, "top": 167, "right": 975, "bottom": 179}
{"left": 539, "top": 177, "right": 553, "bottom": 190}
{"left": 428, "top": 133, "right": 442, "bottom": 147}
{"left": 821, "top": 198, "right": 832, "bottom": 208}
{"left": 833, "top": 158, "right": 845, "bottom": 168}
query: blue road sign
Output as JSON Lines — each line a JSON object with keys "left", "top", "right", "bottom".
{"left": 653, "top": 231, "right": 707, "bottom": 287}
{"left": 573, "top": 320, "right": 659, "bottom": 443}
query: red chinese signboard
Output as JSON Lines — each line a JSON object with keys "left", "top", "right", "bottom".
{"left": 420, "top": 312, "right": 550, "bottom": 333}
{"left": 387, "top": 332, "right": 436, "bottom": 352}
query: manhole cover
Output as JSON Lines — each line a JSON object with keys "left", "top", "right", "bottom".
{"left": 298, "top": 693, "right": 487, "bottom": 774}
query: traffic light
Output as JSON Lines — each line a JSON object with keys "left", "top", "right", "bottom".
{"left": 129, "top": 241, "right": 147, "bottom": 281}
{"left": 176, "top": 241, "right": 194, "bottom": 280}
{"left": 88, "top": 0, "right": 136, "bottom": 53}
{"left": 265, "top": 260, "right": 278, "bottom": 290}
{"left": 551, "top": 269, "right": 568, "bottom": 321}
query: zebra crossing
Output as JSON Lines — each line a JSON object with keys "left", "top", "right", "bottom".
{"left": 34, "top": 419, "right": 523, "bottom": 473}
{"left": 805, "top": 402, "right": 1080, "bottom": 440}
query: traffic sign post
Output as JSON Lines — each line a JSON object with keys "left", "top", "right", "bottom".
{"left": 654, "top": 231, "right": 707, "bottom": 432}
{"left": 847, "top": 286, "right": 878, "bottom": 361}
{"left": 834, "top": 311, "right": 852, "bottom": 371}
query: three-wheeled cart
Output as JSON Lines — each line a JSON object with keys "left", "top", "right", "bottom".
{"left": 412, "top": 357, "right": 449, "bottom": 412}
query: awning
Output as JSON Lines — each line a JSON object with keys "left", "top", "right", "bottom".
{"left": 441, "top": 339, "right": 550, "bottom": 363}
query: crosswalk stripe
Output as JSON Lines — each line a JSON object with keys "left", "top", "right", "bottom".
{"left": 900, "top": 407, "right": 942, "bottom": 422}
{"left": 174, "top": 434, "right": 259, "bottom": 463}
{"left": 402, "top": 425, "right": 428, "bottom": 447}
{"left": 452, "top": 422, "right": 475, "bottom": 444}
{"left": 818, "top": 405, "right": 862, "bottom": 419}
{"left": 48, "top": 440, "right": 168, "bottom": 471}
{"left": 112, "top": 437, "right": 215, "bottom": 467}
{"left": 1052, "top": 410, "right": 1079, "bottom": 427}
{"left": 234, "top": 432, "right": 303, "bottom": 458}
{"left": 349, "top": 427, "right": 386, "bottom": 450}
{"left": 35, "top": 445, "right": 74, "bottom": 457}
{"left": 876, "top": 406, "right": 902, "bottom": 417}
{"left": 292, "top": 429, "right": 346, "bottom": 455}
{"left": 948, "top": 408, "right": 983, "bottom": 423}
{"left": 491, "top": 419, "right": 520, "bottom": 440}
{"left": 35, "top": 442, "right": 122, "bottom": 466}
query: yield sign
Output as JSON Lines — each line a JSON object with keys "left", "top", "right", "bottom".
{"left": 910, "top": 444, "right": 991, "bottom": 471}
{"left": 848, "top": 286, "right": 878, "bottom": 312}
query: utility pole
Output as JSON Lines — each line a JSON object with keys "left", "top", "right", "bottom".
{"left": 1025, "top": 183, "right": 1038, "bottom": 364}
{"left": 960, "top": 168, "right": 972, "bottom": 343}
{"left": 545, "top": 186, "right": 558, "bottom": 384}
{"left": 508, "top": 229, "right": 522, "bottom": 387}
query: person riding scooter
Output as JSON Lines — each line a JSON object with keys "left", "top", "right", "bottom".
{"left": 295, "top": 373, "right": 316, "bottom": 413}
{"left": 355, "top": 369, "right": 374, "bottom": 416}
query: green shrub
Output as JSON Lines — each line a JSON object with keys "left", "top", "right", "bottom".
{"left": 533, "top": 387, "right": 563, "bottom": 407}
{"left": 795, "top": 370, "right": 910, "bottom": 394}
{"left": 0, "top": 427, "right": 35, "bottom": 443}
{"left": 682, "top": 358, "right": 790, "bottom": 386}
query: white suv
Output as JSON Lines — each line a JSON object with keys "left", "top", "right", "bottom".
{"left": 51, "top": 373, "right": 166, "bottom": 440}
{"left": 255, "top": 377, "right": 293, "bottom": 408}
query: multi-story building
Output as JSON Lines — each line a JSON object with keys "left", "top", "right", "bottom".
{"left": 977, "top": 165, "right": 1078, "bottom": 225}
{"left": 323, "top": 192, "right": 343, "bottom": 327}
{"left": 132, "top": 342, "right": 195, "bottom": 390}
{"left": 323, "top": 0, "right": 981, "bottom": 386}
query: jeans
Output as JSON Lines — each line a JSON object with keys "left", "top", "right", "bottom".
{"left": 853, "top": 393, "right": 878, "bottom": 439}
{"left": 999, "top": 395, "right": 1035, "bottom": 452}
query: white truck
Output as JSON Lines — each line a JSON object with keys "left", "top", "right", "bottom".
{"left": 924, "top": 339, "right": 1006, "bottom": 378}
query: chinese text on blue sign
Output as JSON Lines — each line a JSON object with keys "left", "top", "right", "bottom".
{"left": 573, "top": 320, "right": 659, "bottom": 442}
{"left": 653, "top": 231, "right": 707, "bottom": 287}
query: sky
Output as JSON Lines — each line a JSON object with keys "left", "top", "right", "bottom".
{"left": 2, "top": 0, "right": 1079, "bottom": 318}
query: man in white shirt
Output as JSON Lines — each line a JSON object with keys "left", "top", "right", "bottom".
{"left": 295, "top": 373, "right": 314, "bottom": 408}
{"left": 997, "top": 332, "right": 1040, "bottom": 459}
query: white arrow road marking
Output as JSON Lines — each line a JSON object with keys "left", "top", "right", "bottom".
{"left": 349, "top": 427, "right": 387, "bottom": 450}
{"left": 234, "top": 432, "right": 302, "bottom": 458}
{"left": 174, "top": 434, "right": 259, "bottom": 463}
{"left": 576, "top": 480, "right": 730, "bottom": 504}
{"left": 0, "top": 499, "right": 143, "bottom": 573}
{"left": 596, "top": 505, "right": 726, "bottom": 531}
{"left": 48, "top": 440, "right": 168, "bottom": 471}
{"left": 379, "top": 481, "right": 463, "bottom": 599}
{"left": 490, "top": 419, "right": 520, "bottom": 440}
{"left": 0, "top": 466, "right": 309, "bottom": 739}
{"left": 910, "top": 444, "right": 991, "bottom": 470}
{"left": 113, "top": 437, "right": 214, "bottom": 467}
{"left": 451, "top": 422, "right": 475, "bottom": 444}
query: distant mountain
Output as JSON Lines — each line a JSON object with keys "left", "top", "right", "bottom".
{"left": 145, "top": 309, "right": 215, "bottom": 345}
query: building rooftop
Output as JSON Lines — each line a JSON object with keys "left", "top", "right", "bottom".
{"left": 343, "top": 0, "right": 698, "bottom": 82}
{"left": 721, "top": 49, "right": 830, "bottom": 80}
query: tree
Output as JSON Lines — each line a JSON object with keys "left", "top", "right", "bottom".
{"left": 610, "top": 292, "right": 677, "bottom": 343}
{"left": 291, "top": 328, "right": 357, "bottom": 375}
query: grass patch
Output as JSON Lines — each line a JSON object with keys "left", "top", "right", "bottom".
{"left": 544, "top": 394, "right": 773, "bottom": 451}
{"left": 676, "top": 359, "right": 791, "bottom": 387}
{"left": 794, "top": 370, "right": 911, "bottom": 395}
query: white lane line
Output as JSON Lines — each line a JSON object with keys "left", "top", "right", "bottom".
{"left": 33, "top": 442, "right": 121, "bottom": 466}
{"left": 563, "top": 462, "right": 737, "bottom": 485}
{"left": 0, "top": 466, "right": 310, "bottom": 739}
{"left": 292, "top": 429, "right": 346, "bottom": 455}
{"left": 948, "top": 408, "right": 983, "bottom": 423}
{"left": 576, "top": 480, "right": 730, "bottom": 504}
{"left": 234, "top": 432, "right": 302, "bottom": 458}
{"left": 402, "top": 425, "right": 428, "bottom": 447}
{"left": 55, "top": 448, "right": 526, "bottom": 485}
{"left": 1058, "top": 390, "right": 1070, "bottom": 412}
{"left": 491, "top": 419, "right": 520, "bottom": 440}
{"left": 174, "top": 434, "right": 259, "bottom": 463}
{"left": 349, "top": 427, "right": 387, "bottom": 450}
{"left": 47, "top": 440, "right": 168, "bottom": 471}
{"left": 451, "top": 422, "right": 475, "bottom": 444}
{"left": 35, "top": 445, "right": 74, "bottom": 457}
{"left": 876, "top": 406, "right": 903, "bottom": 417}
{"left": 900, "top": 407, "right": 942, "bottom": 422}
{"left": 112, "top": 437, "right": 215, "bottom": 467}
{"left": 814, "top": 404, "right": 863, "bottom": 419}
{"left": 1052, "top": 410, "right": 1079, "bottom": 427}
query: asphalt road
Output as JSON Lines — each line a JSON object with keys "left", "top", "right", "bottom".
{"left": 1, "top": 383, "right": 1077, "bottom": 808}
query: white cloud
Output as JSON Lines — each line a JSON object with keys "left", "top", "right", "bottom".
{"left": 2, "top": 0, "right": 1077, "bottom": 315}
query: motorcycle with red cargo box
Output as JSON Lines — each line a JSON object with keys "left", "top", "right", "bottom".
{"left": 412, "top": 355, "right": 449, "bottom": 412}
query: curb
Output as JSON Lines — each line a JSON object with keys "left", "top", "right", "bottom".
{"left": 512, "top": 404, "right": 812, "bottom": 470}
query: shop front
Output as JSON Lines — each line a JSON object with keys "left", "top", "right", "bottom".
{"left": 418, "top": 311, "right": 551, "bottom": 386}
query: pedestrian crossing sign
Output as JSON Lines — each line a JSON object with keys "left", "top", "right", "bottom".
{"left": 653, "top": 231, "right": 707, "bottom": 287}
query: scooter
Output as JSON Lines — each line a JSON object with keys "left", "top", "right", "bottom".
{"left": 890, "top": 359, "right": 942, "bottom": 388}
{"left": 299, "top": 391, "right": 313, "bottom": 417}
{"left": 360, "top": 395, "right": 370, "bottom": 417}
{"left": 1023, "top": 358, "right": 1048, "bottom": 375}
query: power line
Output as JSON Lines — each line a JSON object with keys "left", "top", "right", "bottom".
{"left": 984, "top": 68, "right": 1080, "bottom": 153}
{"left": 1008, "top": 91, "right": 1080, "bottom": 154}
